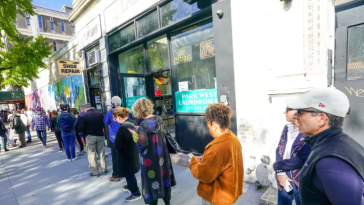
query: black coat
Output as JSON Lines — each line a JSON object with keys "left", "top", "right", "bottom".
{"left": 50, "top": 117, "right": 61, "bottom": 133}
{"left": 78, "top": 108, "right": 104, "bottom": 137}
{"left": 114, "top": 119, "right": 140, "bottom": 178}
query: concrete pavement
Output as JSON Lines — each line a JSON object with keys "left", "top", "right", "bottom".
{"left": 0, "top": 131, "right": 266, "bottom": 205}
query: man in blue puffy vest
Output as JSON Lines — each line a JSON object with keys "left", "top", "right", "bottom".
{"left": 57, "top": 104, "right": 77, "bottom": 161}
{"left": 290, "top": 87, "right": 364, "bottom": 205}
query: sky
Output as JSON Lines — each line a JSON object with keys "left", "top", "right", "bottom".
{"left": 32, "top": 0, "right": 73, "bottom": 11}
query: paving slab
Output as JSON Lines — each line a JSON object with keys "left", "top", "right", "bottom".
{"left": 0, "top": 130, "right": 267, "bottom": 205}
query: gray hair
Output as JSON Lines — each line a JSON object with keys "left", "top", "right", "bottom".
{"left": 310, "top": 108, "right": 345, "bottom": 127}
{"left": 111, "top": 96, "right": 122, "bottom": 107}
{"left": 82, "top": 103, "right": 92, "bottom": 110}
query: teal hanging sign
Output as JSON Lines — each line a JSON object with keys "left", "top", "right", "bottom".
{"left": 175, "top": 89, "right": 218, "bottom": 113}
{"left": 126, "top": 95, "right": 146, "bottom": 112}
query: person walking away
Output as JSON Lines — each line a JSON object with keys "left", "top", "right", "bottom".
{"left": 113, "top": 107, "right": 142, "bottom": 202}
{"left": 70, "top": 108, "right": 85, "bottom": 155}
{"left": 0, "top": 119, "right": 9, "bottom": 152}
{"left": 8, "top": 111, "right": 18, "bottom": 147}
{"left": 103, "top": 96, "right": 122, "bottom": 182}
{"left": 50, "top": 110, "right": 64, "bottom": 152}
{"left": 189, "top": 104, "right": 243, "bottom": 205}
{"left": 12, "top": 111, "right": 27, "bottom": 148}
{"left": 31, "top": 107, "right": 50, "bottom": 147}
{"left": 20, "top": 109, "right": 32, "bottom": 143}
{"left": 57, "top": 105, "right": 77, "bottom": 161}
{"left": 273, "top": 101, "right": 311, "bottom": 205}
{"left": 78, "top": 104, "right": 106, "bottom": 177}
{"left": 128, "top": 98, "right": 176, "bottom": 205}
{"left": 288, "top": 87, "right": 364, "bottom": 205}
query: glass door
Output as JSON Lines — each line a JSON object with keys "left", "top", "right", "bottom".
{"left": 123, "top": 77, "right": 147, "bottom": 111}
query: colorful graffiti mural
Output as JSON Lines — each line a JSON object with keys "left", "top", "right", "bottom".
{"left": 25, "top": 75, "right": 85, "bottom": 111}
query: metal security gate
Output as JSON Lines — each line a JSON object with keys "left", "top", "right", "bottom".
{"left": 335, "top": 4, "right": 364, "bottom": 145}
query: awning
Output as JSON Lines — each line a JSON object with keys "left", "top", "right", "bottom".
{"left": 0, "top": 91, "right": 25, "bottom": 104}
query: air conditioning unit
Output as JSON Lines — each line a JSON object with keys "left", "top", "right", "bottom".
{"left": 50, "top": 17, "right": 54, "bottom": 22}
{"left": 87, "top": 50, "right": 100, "bottom": 67}
{"left": 25, "top": 12, "right": 30, "bottom": 18}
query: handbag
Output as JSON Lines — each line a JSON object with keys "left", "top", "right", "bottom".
{"left": 162, "top": 124, "right": 180, "bottom": 154}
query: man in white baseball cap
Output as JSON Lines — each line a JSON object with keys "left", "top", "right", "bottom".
{"left": 289, "top": 87, "right": 364, "bottom": 205}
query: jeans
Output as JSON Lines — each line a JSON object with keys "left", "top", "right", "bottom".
{"left": 278, "top": 186, "right": 301, "bottom": 205}
{"left": 149, "top": 190, "right": 171, "bottom": 205}
{"left": 61, "top": 131, "right": 76, "bottom": 159}
{"left": 36, "top": 130, "right": 47, "bottom": 146}
{"left": 26, "top": 126, "right": 31, "bottom": 142}
{"left": 125, "top": 175, "right": 141, "bottom": 196}
{"left": 0, "top": 133, "right": 8, "bottom": 150}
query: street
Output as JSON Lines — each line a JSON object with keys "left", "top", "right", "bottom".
{"left": 0, "top": 132, "right": 265, "bottom": 205}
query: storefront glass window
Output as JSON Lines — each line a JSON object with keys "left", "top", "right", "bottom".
{"left": 88, "top": 68, "right": 99, "bottom": 86}
{"left": 160, "top": 0, "right": 200, "bottom": 27}
{"left": 147, "top": 36, "right": 169, "bottom": 71}
{"left": 137, "top": 10, "right": 159, "bottom": 38}
{"left": 118, "top": 46, "right": 145, "bottom": 74}
{"left": 124, "top": 77, "right": 147, "bottom": 111}
{"left": 109, "top": 24, "right": 136, "bottom": 52}
{"left": 172, "top": 21, "right": 217, "bottom": 113}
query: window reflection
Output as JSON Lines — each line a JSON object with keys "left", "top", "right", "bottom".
{"left": 160, "top": 0, "right": 200, "bottom": 27}
{"left": 147, "top": 36, "right": 169, "bottom": 71}
{"left": 137, "top": 10, "right": 159, "bottom": 38}
{"left": 118, "top": 46, "right": 145, "bottom": 74}
{"left": 109, "top": 24, "right": 136, "bottom": 52}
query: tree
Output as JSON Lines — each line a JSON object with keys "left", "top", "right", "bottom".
{"left": 0, "top": 0, "right": 53, "bottom": 89}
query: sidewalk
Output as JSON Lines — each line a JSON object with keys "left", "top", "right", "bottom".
{"left": 0, "top": 131, "right": 266, "bottom": 205}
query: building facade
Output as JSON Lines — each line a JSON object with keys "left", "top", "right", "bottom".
{"left": 22, "top": 5, "right": 87, "bottom": 112}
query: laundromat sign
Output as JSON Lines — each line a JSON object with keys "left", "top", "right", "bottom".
{"left": 57, "top": 60, "right": 82, "bottom": 75}
{"left": 175, "top": 89, "right": 218, "bottom": 113}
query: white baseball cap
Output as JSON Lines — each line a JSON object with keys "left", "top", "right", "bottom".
{"left": 288, "top": 87, "right": 350, "bottom": 117}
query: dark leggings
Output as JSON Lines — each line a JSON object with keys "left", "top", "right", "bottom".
{"left": 55, "top": 132, "right": 64, "bottom": 149}
{"left": 75, "top": 132, "right": 84, "bottom": 151}
{"left": 149, "top": 190, "right": 171, "bottom": 205}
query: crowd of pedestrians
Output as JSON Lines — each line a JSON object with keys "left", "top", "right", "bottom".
{"left": 1, "top": 86, "right": 363, "bottom": 205}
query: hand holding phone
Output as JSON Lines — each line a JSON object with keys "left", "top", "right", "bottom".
{"left": 187, "top": 153, "right": 194, "bottom": 159}
{"left": 285, "top": 178, "right": 294, "bottom": 195}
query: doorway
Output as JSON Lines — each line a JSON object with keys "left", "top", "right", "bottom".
{"left": 335, "top": 4, "right": 364, "bottom": 145}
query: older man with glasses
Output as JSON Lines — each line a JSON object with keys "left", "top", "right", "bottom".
{"left": 289, "top": 87, "right": 364, "bottom": 205}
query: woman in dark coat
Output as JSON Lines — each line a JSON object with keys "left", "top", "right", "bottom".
{"left": 113, "top": 107, "right": 141, "bottom": 202}
{"left": 50, "top": 110, "right": 64, "bottom": 151}
{"left": 129, "top": 98, "right": 176, "bottom": 205}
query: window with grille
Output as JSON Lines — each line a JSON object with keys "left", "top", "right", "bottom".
{"left": 51, "top": 22, "right": 54, "bottom": 30}
{"left": 347, "top": 24, "right": 364, "bottom": 80}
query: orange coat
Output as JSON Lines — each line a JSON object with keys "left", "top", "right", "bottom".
{"left": 190, "top": 131, "right": 244, "bottom": 205}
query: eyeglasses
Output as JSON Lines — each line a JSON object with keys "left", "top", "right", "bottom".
{"left": 296, "top": 109, "right": 320, "bottom": 116}
{"left": 285, "top": 108, "right": 295, "bottom": 113}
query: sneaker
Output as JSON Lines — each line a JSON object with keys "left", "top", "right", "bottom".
{"left": 90, "top": 173, "right": 99, "bottom": 178}
{"left": 43, "top": 145, "right": 47, "bottom": 148}
{"left": 5, "top": 149, "right": 9, "bottom": 152}
{"left": 19, "top": 145, "right": 26, "bottom": 148}
{"left": 109, "top": 177, "right": 121, "bottom": 182}
{"left": 122, "top": 185, "right": 131, "bottom": 194}
{"left": 102, "top": 171, "right": 107, "bottom": 175}
{"left": 72, "top": 157, "right": 78, "bottom": 161}
{"left": 58, "top": 149, "right": 63, "bottom": 152}
{"left": 67, "top": 159, "right": 72, "bottom": 162}
{"left": 26, "top": 140, "right": 32, "bottom": 144}
{"left": 12, "top": 144, "right": 17, "bottom": 147}
{"left": 125, "top": 194, "right": 142, "bottom": 202}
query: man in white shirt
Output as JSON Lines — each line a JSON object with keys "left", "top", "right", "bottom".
{"left": 273, "top": 99, "right": 311, "bottom": 205}
{"left": 21, "top": 109, "right": 32, "bottom": 143}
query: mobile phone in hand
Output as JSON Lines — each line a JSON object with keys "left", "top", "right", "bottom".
{"left": 187, "top": 153, "right": 194, "bottom": 159}
{"left": 285, "top": 179, "right": 293, "bottom": 195}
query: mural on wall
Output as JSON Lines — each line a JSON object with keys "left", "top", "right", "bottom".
{"left": 25, "top": 75, "right": 85, "bottom": 112}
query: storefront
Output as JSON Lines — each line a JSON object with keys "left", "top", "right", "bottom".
{"left": 106, "top": 0, "right": 235, "bottom": 153}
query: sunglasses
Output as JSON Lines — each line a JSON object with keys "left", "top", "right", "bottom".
{"left": 285, "top": 108, "right": 295, "bottom": 113}
{"left": 296, "top": 109, "right": 320, "bottom": 116}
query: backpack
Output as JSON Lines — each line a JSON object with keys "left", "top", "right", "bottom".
{"left": 59, "top": 113, "right": 73, "bottom": 132}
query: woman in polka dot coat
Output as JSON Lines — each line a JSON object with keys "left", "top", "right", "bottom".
{"left": 130, "top": 98, "right": 176, "bottom": 205}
